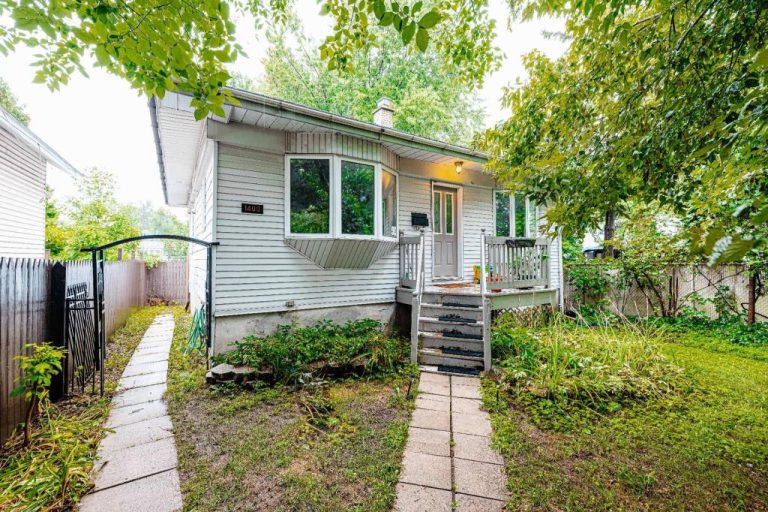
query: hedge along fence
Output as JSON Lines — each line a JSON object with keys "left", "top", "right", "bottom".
{"left": 563, "top": 263, "right": 767, "bottom": 321}
{"left": 0, "top": 257, "right": 188, "bottom": 441}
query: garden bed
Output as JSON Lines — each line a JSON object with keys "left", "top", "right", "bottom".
{"left": 484, "top": 311, "right": 768, "bottom": 511}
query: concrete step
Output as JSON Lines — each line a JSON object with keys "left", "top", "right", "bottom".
{"left": 418, "top": 348, "right": 484, "bottom": 369}
{"left": 420, "top": 332, "right": 483, "bottom": 352}
{"left": 418, "top": 317, "right": 483, "bottom": 336}
{"left": 420, "top": 304, "right": 483, "bottom": 322}
{"left": 420, "top": 292, "right": 483, "bottom": 307}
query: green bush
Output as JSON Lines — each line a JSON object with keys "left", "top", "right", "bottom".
{"left": 492, "top": 312, "right": 689, "bottom": 430}
{"left": 650, "top": 314, "right": 768, "bottom": 346}
{"left": 220, "top": 320, "right": 407, "bottom": 382}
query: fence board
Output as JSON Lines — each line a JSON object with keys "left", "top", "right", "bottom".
{"left": 0, "top": 257, "right": 188, "bottom": 441}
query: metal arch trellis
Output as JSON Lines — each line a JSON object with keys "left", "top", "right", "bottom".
{"left": 81, "top": 235, "right": 219, "bottom": 395}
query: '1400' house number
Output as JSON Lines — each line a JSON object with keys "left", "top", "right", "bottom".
{"left": 241, "top": 203, "right": 264, "bottom": 214}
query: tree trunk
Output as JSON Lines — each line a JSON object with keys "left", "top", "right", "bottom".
{"left": 23, "top": 395, "right": 38, "bottom": 446}
{"left": 603, "top": 209, "right": 616, "bottom": 258}
{"left": 747, "top": 269, "right": 757, "bottom": 325}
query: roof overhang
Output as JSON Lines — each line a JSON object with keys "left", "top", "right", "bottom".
{"left": 0, "top": 106, "right": 81, "bottom": 178}
{"left": 150, "top": 89, "right": 488, "bottom": 207}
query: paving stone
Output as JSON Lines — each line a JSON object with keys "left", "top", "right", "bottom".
{"left": 418, "top": 380, "right": 450, "bottom": 396}
{"left": 405, "top": 427, "right": 450, "bottom": 457}
{"left": 99, "top": 415, "right": 174, "bottom": 453}
{"left": 454, "top": 459, "right": 508, "bottom": 501}
{"left": 132, "top": 346, "right": 171, "bottom": 356}
{"left": 455, "top": 493, "right": 506, "bottom": 512}
{"left": 452, "top": 382, "right": 482, "bottom": 399}
{"left": 399, "top": 451, "right": 451, "bottom": 490}
{"left": 118, "top": 371, "right": 167, "bottom": 391}
{"left": 128, "top": 352, "right": 170, "bottom": 365}
{"left": 394, "top": 483, "right": 452, "bottom": 512}
{"left": 419, "top": 372, "right": 451, "bottom": 386}
{"left": 415, "top": 393, "right": 450, "bottom": 412}
{"left": 453, "top": 432, "right": 504, "bottom": 465}
{"left": 453, "top": 412, "right": 492, "bottom": 437}
{"left": 107, "top": 400, "right": 168, "bottom": 428}
{"left": 452, "top": 397, "right": 484, "bottom": 415}
{"left": 410, "top": 408, "right": 450, "bottom": 431}
{"left": 80, "top": 469, "right": 182, "bottom": 512}
{"left": 452, "top": 375, "right": 480, "bottom": 388}
{"left": 122, "top": 360, "right": 168, "bottom": 378}
{"left": 92, "top": 437, "right": 178, "bottom": 491}
{"left": 112, "top": 383, "right": 167, "bottom": 408}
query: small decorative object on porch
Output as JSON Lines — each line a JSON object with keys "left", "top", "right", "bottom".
{"left": 505, "top": 238, "right": 536, "bottom": 248}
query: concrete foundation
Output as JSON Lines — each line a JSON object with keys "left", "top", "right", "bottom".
{"left": 213, "top": 302, "right": 396, "bottom": 354}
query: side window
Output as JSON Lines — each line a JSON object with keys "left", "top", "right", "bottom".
{"left": 289, "top": 158, "right": 331, "bottom": 234}
{"left": 495, "top": 191, "right": 510, "bottom": 237}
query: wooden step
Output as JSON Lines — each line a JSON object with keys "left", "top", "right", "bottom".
{"left": 419, "top": 365, "right": 482, "bottom": 377}
{"left": 420, "top": 332, "right": 483, "bottom": 352}
{"left": 418, "top": 317, "right": 483, "bottom": 336}
{"left": 420, "top": 292, "right": 483, "bottom": 307}
{"left": 420, "top": 304, "right": 483, "bottom": 322}
{"left": 418, "top": 348, "right": 484, "bottom": 369}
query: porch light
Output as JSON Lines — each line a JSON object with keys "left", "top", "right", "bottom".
{"left": 455, "top": 161, "right": 463, "bottom": 174}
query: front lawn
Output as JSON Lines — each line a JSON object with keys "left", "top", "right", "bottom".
{"left": 165, "top": 317, "right": 414, "bottom": 511}
{"left": 484, "top": 311, "right": 768, "bottom": 511}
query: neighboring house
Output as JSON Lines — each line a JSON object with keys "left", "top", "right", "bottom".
{"left": 0, "top": 106, "right": 80, "bottom": 258}
{"left": 150, "top": 91, "right": 564, "bottom": 372}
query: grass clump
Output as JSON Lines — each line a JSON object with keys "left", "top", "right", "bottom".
{"left": 219, "top": 319, "right": 407, "bottom": 382}
{"left": 492, "top": 310, "right": 689, "bottom": 429}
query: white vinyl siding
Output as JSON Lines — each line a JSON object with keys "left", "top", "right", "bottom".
{"left": 188, "top": 139, "right": 215, "bottom": 310}
{"left": 0, "top": 126, "right": 46, "bottom": 258}
{"left": 214, "top": 143, "right": 399, "bottom": 316}
{"left": 462, "top": 186, "right": 494, "bottom": 281}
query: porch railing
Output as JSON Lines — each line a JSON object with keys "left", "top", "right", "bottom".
{"left": 399, "top": 232, "right": 423, "bottom": 289}
{"left": 481, "top": 232, "right": 550, "bottom": 290}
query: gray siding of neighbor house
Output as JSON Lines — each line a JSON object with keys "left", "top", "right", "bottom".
{"left": 188, "top": 137, "right": 215, "bottom": 311}
{"left": 0, "top": 126, "right": 46, "bottom": 257}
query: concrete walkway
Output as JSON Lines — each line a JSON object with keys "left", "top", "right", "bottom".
{"left": 395, "top": 373, "right": 508, "bottom": 512}
{"left": 80, "top": 314, "right": 182, "bottom": 512}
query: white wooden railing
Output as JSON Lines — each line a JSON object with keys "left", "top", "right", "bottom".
{"left": 399, "top": 231, "right": 426, "bottom": 362}
{"left": 482, "top": 232, "right": 550, "bottom": 290}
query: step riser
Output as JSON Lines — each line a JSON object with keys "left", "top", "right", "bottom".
{"left": 421, "top": 336, "right": 483, "bottom": 352}
{"left": 418, "top": 352, "right": 484, "bottom": 369}
{"left": 419, "top": 321, "right": 483, "bottom": 336}
{"left": 420, "top": 293, "right": 484, "bottom": 307}
{"left": 420, "top": 306, "right": 483, "bottom": 322}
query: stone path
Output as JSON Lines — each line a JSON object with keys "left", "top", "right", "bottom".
{"left": 395, "top": 373, "right": 508, "bottom": 512}
{"left": 80, "top": 314, "right": 182, "bottom": 512}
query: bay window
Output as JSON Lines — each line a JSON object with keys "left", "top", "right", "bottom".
{"left": 286, "top": 155, "right": 398, "bottom": 238}
{"left": 495, "top": 191, "right": 537, "bottom": 237}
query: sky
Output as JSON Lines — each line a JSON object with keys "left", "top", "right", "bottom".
{"left": 0, "top": 0, "right": 567, "bottom": 215}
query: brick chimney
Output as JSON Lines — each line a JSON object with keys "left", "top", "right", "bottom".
{"left": 372, "top": 97, "right": 395, "bottom": 128}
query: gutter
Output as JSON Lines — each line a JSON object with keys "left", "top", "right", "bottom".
{"left": 147, "top": 97, "right": 169, "bottom": 205}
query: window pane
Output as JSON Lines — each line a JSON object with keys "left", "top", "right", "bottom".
{"left": 382, "top": 170, "right": 397, "bottom": 237}
{"left": 445, "top": 193, "right": 453, "bottom": 234}
{"left": 290, "top": 158, "right": 330, "bottom": 234}
{"left": 495, "top": 192, "right": 510, "bottom": 237}
{"left": 341, "top": 160, "right": 375, "bottom": 235}
{"left": 528, "top": 200, "right": 538, "bottom": 237}
{"left": 514, "top": 193, "right": 526, "bottom": 237}
{"left": 433, "top": 192, "right": 441, "bottom": 233}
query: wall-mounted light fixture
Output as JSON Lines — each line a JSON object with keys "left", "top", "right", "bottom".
{"left": 455, "top": 161, "right": 464, "bottom": 174}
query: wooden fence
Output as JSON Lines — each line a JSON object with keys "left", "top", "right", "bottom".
{"left": 0, "top": 258, "right": 188, "bottom": 441}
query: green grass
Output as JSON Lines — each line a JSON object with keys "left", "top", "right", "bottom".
{"left": 165, "top": 310, "right": 415, "bottom": 512}
{"left": 484, "top": 314, "right": 768, "bottom": 511}
{"left": 0, "top": 305, "right": 176, "bottom": 511}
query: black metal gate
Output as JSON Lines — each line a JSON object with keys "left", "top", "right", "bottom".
{"left": 64, "top": 282, "right": 97, "bottom": 393}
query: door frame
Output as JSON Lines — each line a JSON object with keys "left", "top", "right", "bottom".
{"left": 430, "top": 181, "right": 464, "bottom": 282}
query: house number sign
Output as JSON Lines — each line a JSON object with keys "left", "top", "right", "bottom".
{"left": 241, "top": 203, "right": 264, "bottom": 214}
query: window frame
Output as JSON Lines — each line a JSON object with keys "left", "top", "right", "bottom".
{"left": 494, "top": 190, "right": 535, "bottom": 238}
{"left": 285, "top": 154, "right": 398, "bottom": 240}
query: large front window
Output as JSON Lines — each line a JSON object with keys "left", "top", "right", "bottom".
{"left": 287, "top": 156, "right": 397, "bottom": 238}
{"left": 495, "top": 191, "right": 536, "bottom": 237}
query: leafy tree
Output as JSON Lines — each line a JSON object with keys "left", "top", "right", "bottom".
{"left": 255, "top": 22, "right": 485, "bottom": 145}
{"left": 127, "top": 202, "right": 188, "bottom": 258}
{"left": 60, "top": 168, "right": 141, "bottom": 260}
{"left": 0, "top": 0, "right": 498, "bottom": 118}
{"left": 0, "top": 77, "right": 29, "bottom": 124}
{"left": 483, "top": 0, "right": 768, "bottom": 261}
{"left": 44, "top": 186, "right": 67, "bottom": 258}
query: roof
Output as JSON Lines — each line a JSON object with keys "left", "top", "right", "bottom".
{"left": 0, "top": 106, "right": 81, "bottom": 178}
{"left": 150, "top": 88, "right": 488, "bottom": 206}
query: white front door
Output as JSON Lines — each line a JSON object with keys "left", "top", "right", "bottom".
{"left": 433, "top": 186, "right": 459, "bottom": 278}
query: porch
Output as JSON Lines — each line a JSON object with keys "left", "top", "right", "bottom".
{"left": 397, "top": 230, "right": 558, "bottom": 373}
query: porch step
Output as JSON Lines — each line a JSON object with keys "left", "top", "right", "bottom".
{"left": 420, "top": 332, "right": 483, "bottom": 352}
{"left": 421, "top": 292, "right": 483, "bottom": 307}
{"left": 418, "top": 348, "right": 484, "bottom": 370}
{"left": 420, "top": 303, "right": 483, "bottom": 322}
{"left": 419, "top": 317, "right": 483, "bottom": 336}
{"left": 420, "top": 365, "right": 482, "bottom": 377}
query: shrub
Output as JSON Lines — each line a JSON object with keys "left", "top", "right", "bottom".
{"left": 492, "top": 312, "right": 689, "bottom": 430}
{"left": 220, "top": 319, "right": 407, "bottom": 382}
{"left": 12, "top": 343, "right": 65, "bottom": 445}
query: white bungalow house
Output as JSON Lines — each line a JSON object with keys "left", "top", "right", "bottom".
{"left": 0, "top": 106, "right": 81, "bottom": 258}
{"left": 150, "top": 90, "right": 563, "bottom": 373}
